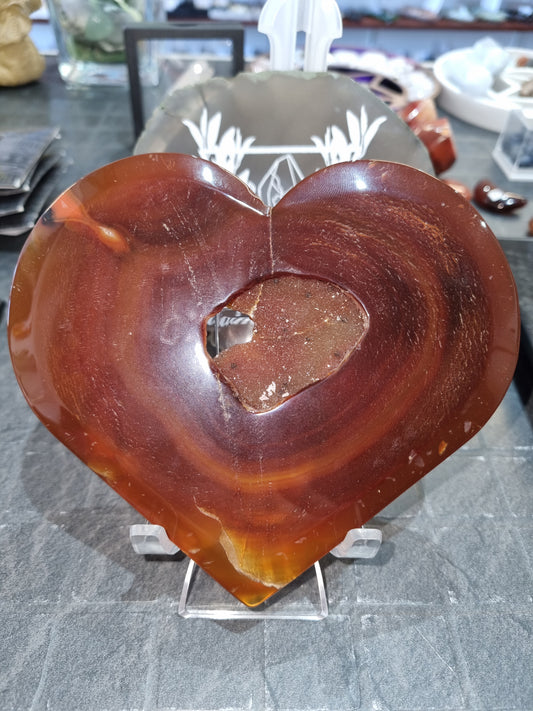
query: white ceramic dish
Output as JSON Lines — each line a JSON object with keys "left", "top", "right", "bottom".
{"left": 434, "top": 47, "right": 533, "bottom": 133}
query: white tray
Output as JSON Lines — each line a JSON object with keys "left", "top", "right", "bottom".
{"left": 434, "top": 47, "right": 533, "bottom": 133}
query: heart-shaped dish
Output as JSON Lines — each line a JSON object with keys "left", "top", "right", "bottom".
{"left": 8, "top": 154, "right": 520, "bottom": 606}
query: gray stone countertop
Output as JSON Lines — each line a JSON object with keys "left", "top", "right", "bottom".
{"left": 0, "top": 58, "right": 532, "bottom": 711}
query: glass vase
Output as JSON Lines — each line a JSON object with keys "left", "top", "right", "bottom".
{"left": 47, "top": 0, "right": 163, "bottom": 85}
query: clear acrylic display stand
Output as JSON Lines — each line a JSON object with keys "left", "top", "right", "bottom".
{"left": 129, "top": 523, "right": 381, "bottom": 620}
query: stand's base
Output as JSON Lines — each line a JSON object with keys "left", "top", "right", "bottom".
{"left": 129, "top": 523, "right": 381, "bottom": 621}
{"left": 179, "top": 559, "right": 328, "bottom": 620}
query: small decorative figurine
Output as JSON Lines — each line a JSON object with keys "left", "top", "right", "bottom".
{"left": 0, "top": 0, "right": 45, "bottom": 86}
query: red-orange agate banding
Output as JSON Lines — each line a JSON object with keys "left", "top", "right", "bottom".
{"left": 8, "top": 155, "right": 520, "bottom": 606}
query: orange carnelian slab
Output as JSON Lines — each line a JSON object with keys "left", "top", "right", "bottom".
{"left": 8, "top": 154, "right": 519, "bottom": 606}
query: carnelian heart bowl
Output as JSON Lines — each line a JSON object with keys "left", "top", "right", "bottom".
{"left": 8, "top": 154, "right": 519, "bottom": 606}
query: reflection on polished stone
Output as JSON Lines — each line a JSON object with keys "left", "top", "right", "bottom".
{"left": 7, "top": 154, "right": 520, "bottom": 606}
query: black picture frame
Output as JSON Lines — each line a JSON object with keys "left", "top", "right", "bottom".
{"left": 125, "top": 22, "right": 245, "bottom": 138}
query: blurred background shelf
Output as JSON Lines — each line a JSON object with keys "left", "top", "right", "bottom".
{"left": 30, "top": 0, "right": 533, "bottom": 61}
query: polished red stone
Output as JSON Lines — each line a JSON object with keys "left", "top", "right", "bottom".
{"left": 441, "top": 178, "right": 472, "bottom": 201}
{"left": 398, "top": 99, "right": 457, "bottom": 175}
{"left": 8, "top": 154, "right": 520, "bottom": 606}
{"left": 398, "top": 98, "right": 438, "bottom": 126}
{"left": 473, "top": 179, "right": 528, "bottom": 213}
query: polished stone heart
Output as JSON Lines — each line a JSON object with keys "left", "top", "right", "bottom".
{"left": 8, "top": 154, "right": 519, "bottom": 606}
